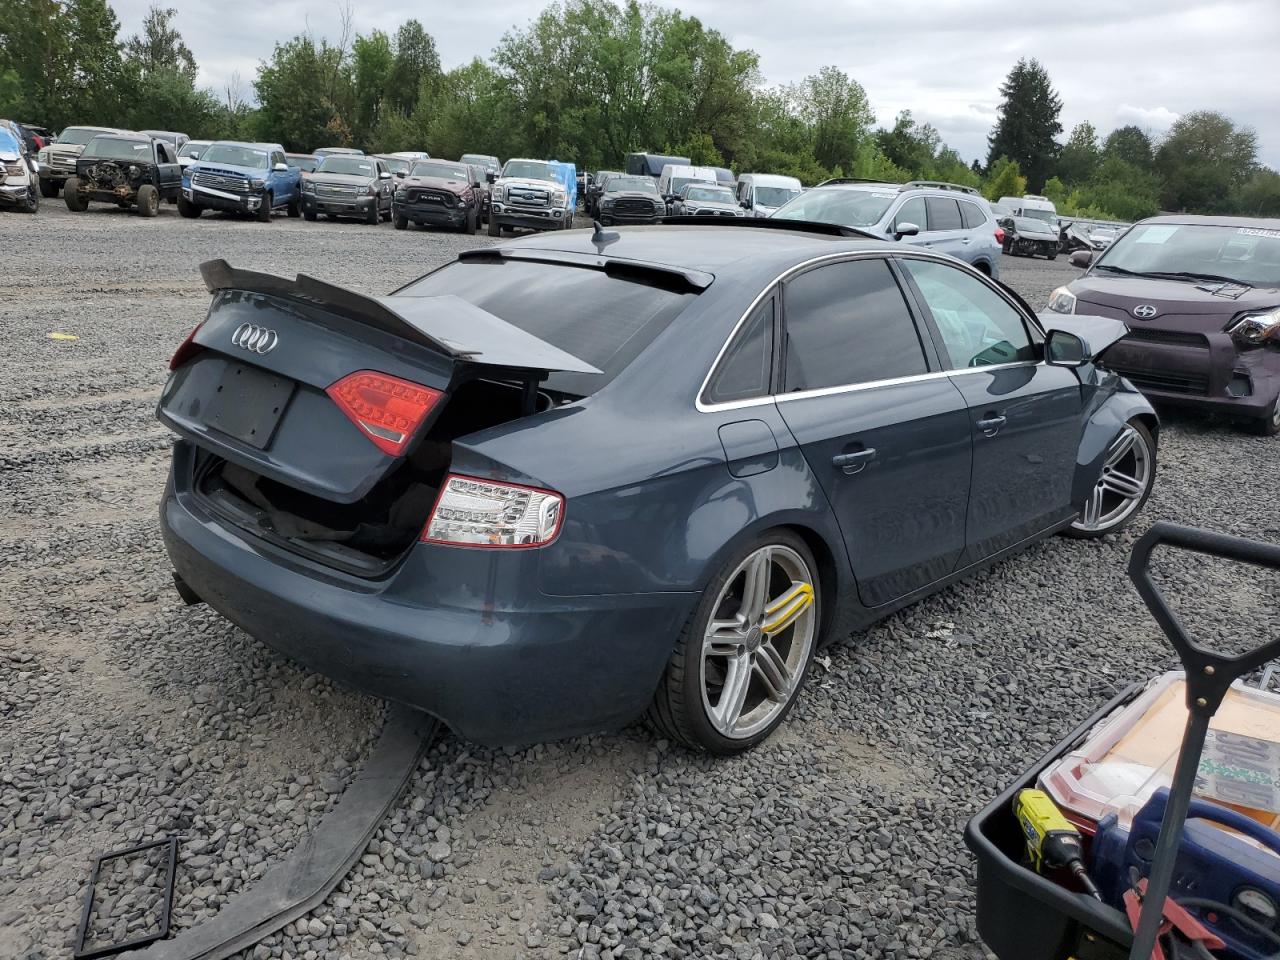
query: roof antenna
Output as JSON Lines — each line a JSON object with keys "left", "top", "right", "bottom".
{"left": 591, "top": 219, "right": 620, "bottom": 251}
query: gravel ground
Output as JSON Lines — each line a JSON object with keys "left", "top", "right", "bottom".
{"left": 2, "top": 205, "right": 1277, "bottom": 960}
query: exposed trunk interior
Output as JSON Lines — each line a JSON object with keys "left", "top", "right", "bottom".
{"left": 193, "top": 377, "right": 553, "bottom": 576}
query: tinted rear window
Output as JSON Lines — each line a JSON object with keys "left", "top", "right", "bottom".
{"left": 925, "top": 197, "right": 962, "bottom": 230}
{"left": 959, "top": 200, "right": 988, "bottom": 229}
{"left": 397, "top": 260, "right": 697, "bottom": 397}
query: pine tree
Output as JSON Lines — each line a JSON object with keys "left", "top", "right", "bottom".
{"left": 986, "top": 58, "right": 1062, "bottom": 192}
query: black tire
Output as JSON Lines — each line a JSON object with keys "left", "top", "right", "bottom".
{"left": 1248, "top": 395, "right": 1280, "bottom": 437}
{"left": 39, "top": 178, "right": 58, "bottom": 198}
{"left": 64, "top": 178, "right": 86, "bottom": 212}
{"left": 646, "top": 529, "right": 822, "bottom": 754}
{"left": 487, "top": 215, "right": 501, "bottom": 237}
{"left": 393, "top": 212, "right": 408, "bottom": 230}
{"left": 137, "top": 184, "right": 160, "bottom": 218}
{"left": 257, "top": 192, "right": 272, "bottom": 222}
{"left": 287, "top": 194, "right": 300, "bottom": 218}
{"left": 1063, "top": 418, "right": 1156, "bottom": 540}
{"left": 303, "top": 208, "right": 317, "bottom": 222}
{"left": 177, "top": 195, "right": 201, "bottom": 219}
{"left": 1048, "top": 252, "right": 1057, "bottom": 261}
{"left": 463, "top": 206, "right": 477, "bottom": 234}
{"left": 365, "top": 202, "right": 379, "bottom": 225}
{"left": 21, "top": 185, "right": 39, "bottom": 213}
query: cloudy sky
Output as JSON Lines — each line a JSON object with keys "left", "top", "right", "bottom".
{"left": 112, "top": 0, "right": 1280, "bottom": 168}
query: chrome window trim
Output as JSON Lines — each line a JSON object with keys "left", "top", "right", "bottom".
{"left": 695, "top": 248, "right": 1039, "bottom": 414}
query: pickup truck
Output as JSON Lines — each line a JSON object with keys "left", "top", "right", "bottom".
{"left": 180, "top": 141, "right": 301, "bottom": 222}
{"left": 487, "top": 158, "right": 572, "bottom": 235}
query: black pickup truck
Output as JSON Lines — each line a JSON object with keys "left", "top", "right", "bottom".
{"left": 64, "top": 133, "right": 182, "bottom": 217}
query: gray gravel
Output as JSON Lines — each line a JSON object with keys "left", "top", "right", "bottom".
{"left": 2, "top": 205, "right": 1277, "bottom": 960}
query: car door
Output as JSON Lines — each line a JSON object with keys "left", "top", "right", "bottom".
{"left": 773, "top": 256, "right": 973, "bottom": 608}
{"left": 920, "top": 196, "right": 968, "bottom": 259}
{"left": 898, "top": 257, "right": 1083, "bottom": 563}
{"left": 154, "top": 141, "right": 181, "bottom": 196}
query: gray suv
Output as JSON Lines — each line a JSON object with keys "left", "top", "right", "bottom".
{"left": 773, "top": 179, "right": 1002, "bottom": 279}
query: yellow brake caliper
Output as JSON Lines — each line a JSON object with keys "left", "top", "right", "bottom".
{"left": 761, "top": 582, "right": 814, "bottom": 637}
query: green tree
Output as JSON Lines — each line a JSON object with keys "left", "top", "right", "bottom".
{"left": 984, "top": 156, "right": 1026, "bottom": 201}
{"left": 254, "top": 34, "right": 353, "bottom": 151}
{"left": 986, "top": 58, "right": 1062, "bottom": 192}
{"left": 424, "top": 58, "right": 514, "bottom": 160}
{"left": 1233, "top": 168, "right": 1280, "bottom": 217}
{"left": 799, "top": 66, "right": 874, "bottom": 172}
{"left": 1042, "top": 175, "right": 1068, "bottom": 205}
{"left": 1075, "top": 157, "right": 1160, "bottom": 220}
{"left": 386, "top": 20, "right": 440, "bottom": 118}
{"left": 876, "top": 110, "right": 940, "bottom": 175}
{"left": 1154, "top": 110, "right": 1258, "bottom": 212}
{"left": 1057, "top": 122, "right": 1099, "bottom": 184}
{"left": 351, "top": 30, "right": 394, "bottom": 145}
{"left": 1102, "top": 125, "right": 1153, "bottom": 168}
{"left": 124, "top": 6, "right": 196, "bottom": 81}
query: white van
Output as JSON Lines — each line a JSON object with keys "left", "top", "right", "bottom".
{"left": 998, "top": 193, "right": 1058, "bottom": 228}
{"left": 736, "top": 173, "right": 802, "bottom": 217}
{"left": 657, "top": 164, "right": 716, "bottom": 205}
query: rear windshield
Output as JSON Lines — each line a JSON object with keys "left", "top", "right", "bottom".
{"left": 397, "top": 260, "right": 697, "bottom": 397}
{"left": 83, "top": 137, "right": 152, "bottom": 160}
{"left": 318, "top": 156, "right": 375, "bottom": 176}
{"left": 1098, "top": 223, "right": 1280, "bottom": 286}
{"left": 201, "top": 144, "right": 267, "bottom": 167}
{"left": 773, "top": 187, "right": 897, "bottom": 227}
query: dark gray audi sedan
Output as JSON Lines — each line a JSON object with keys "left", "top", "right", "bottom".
{"left": 157, "top": 222, "right": 1157, "bottom": 753}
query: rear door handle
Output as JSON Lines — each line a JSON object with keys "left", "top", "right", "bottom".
{"left": 832, "top": 448, "right": 877, "bottom": 474}
{"left": 977, "top": 415, "right": 1007, "bottom": 437}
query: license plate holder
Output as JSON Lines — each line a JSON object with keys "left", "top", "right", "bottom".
{"left": 204, "top": 362, "right": 295, "bottom": 449}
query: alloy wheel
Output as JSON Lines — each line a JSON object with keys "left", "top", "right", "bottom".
{"left": 699, "top": 545, "right": 817, "bottom": 740}
{"left": 1071, "top": 424, "right": 1152, "bottom": 533}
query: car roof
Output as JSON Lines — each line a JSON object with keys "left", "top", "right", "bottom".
{"left": 743, "top": 173, "right": 801, "bottom": 185}
{"left": 92, "top": 132, "right": 151, "bottom": 143}
{"left": 494, "top": 224, "right": 889, "bottom": 278}
{"left": 1137, "top": 214, "right": 1280, "bottom": 231}
{"left": 210, "top": 140, "right": 278, "bottom": 149}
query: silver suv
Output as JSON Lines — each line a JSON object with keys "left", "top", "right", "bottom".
{"left": 773, "top": 179, "right": 1002, "bottom": 279}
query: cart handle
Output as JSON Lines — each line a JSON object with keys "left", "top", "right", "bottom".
{"left": 1128, "top": 522, "right": 1280, "bottom": 717}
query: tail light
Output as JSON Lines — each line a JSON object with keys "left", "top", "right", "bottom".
{"left": 423, "top": 475, "right": 563, "bottom": 548}
{"left": 326, "top": 371, "right": 443, "bottom": 456}
{"left": 994, "top": 227, "right": 1005, "bottom": 245}
{"left": 169, "top": 323, "right": 204, "bottom": 370}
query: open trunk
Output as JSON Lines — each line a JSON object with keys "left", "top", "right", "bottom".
{"left": 159, "top": 260, "right": 598, "bottom": 576}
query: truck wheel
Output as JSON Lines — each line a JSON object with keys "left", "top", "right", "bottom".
{"left": 178, "top": 195, "right": 201, "bottom": 219}
{"left": 463, "top": 207, "right": 477, "bottom": 234}
{"left": 365, "top": 202, "right": 379, "bottom": 225}
{"left": 303, "top": 207, "right": 317, "bottom": 222}
{"left": 393, "top": 213, "right": 408, "bottom": 230}
{"left": 137, "top": 184, "right": 160, "bottom": 217}
{"left": 487, "top": 216, "right": 500, "bottom": 237}
{"left": 257, "top": 192, "right": 272, "bottom": 222}
{"left": 39, "top": 178, "right": 59, "bottom": 198}
{"left": 64, "top": 178, "right": 86, "bottom": 212}
{"left": 21, "top": 185, "right": 39, "bottom": 213}
{"left": 287, "top": 195, "right": 300, "bottom": 218}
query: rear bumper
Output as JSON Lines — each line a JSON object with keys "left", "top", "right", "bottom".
{"left": 160, "top": 443, "right": 693, "bottom": 746}
{"left": 1102, "top": 336, "right": 1280, "bottom": 418}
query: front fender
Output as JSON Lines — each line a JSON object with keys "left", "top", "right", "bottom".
{"left": 1073, "top": 377, "right": 1158, "bottom": 508}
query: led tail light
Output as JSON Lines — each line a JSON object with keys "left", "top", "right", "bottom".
{"left": 169, "top": 322, "right": 204, "bottom": 370}
{"left": 994, "top": 226, "right": 1005, "bottom": 245}
{"left": 326, "top": 371, "right": 443, "bottom": 456}
{"left": 422, "top": 475, "right": 563, "bottom": 548}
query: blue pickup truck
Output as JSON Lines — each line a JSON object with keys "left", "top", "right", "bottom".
{"left": 179, "top": 141, "right": 301, "bottom": 222}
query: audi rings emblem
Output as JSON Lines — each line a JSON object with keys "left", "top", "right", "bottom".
{"left": 231, "top": 322, "right": 279, "bottom": 354}
{"left": 1132, "top": 304, "right": 1158, "bottom": 320}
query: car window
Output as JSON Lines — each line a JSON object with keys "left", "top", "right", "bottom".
{"left": 774, "top": 187, "right": 898, "bottom": 228}
{"left": 894, "top": 196, "right": 926, "bottom": 230}
{"left": 155, "top": 142, "right": 173, "bottom": 163}
{"left": 959, "top": 201, "right": 988, "bottom": 230}
{"left": 783, "top": 258, "right": 928, "bottom": 392}
{"left": 902, "top": 259, "right": 1036, "bottom": 368}
{"left": 705, "top": 297, "right": 775, "bottom": 404}
{"left": 924, "top": 197, "right": 962, "bottom": 231}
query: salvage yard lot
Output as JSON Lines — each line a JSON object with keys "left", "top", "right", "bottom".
{"left": 2, "top": 206, "right": 1277, "bottom": 960}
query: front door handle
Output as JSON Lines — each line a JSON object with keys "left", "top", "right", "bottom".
{"left": 977, "top": 414, "right": 1007, "bottom": 437}
{"left": 832, "top": 448, "right": 877, "bottom": 475}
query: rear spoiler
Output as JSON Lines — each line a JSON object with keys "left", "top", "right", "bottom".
{"left": 199, "top": 260, "right": 602, "bottom": 376}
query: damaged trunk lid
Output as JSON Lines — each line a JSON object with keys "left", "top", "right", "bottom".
{"left": 157, "top": 260, "right": 600, "bottom": 573}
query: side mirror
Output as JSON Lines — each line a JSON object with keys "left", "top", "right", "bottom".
{"left": 1069, "top": 250, "right": 1094, "bottom": 268}
{"left": 379, "top": 170, "right": 392, "bottom": 180}
{"left": 1045, "top": 329, "right": 1087, "bottom": 367}
{"left": 396, "top": 171, "right": 407, "bottom": 178}
{"left": 740, "top": 199, "right": 750, "bottom": 209}
{"left": 486, "top": 172, "right": 497, "bottom": 183}
{"left": 273, "top": 162, "right": 288, "bottom": 172}
{"left": 893, "top": 222, "right": 920, "bottom": 240}
{"left": 189, "top": 152, "right": 200, "bottom": 160}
